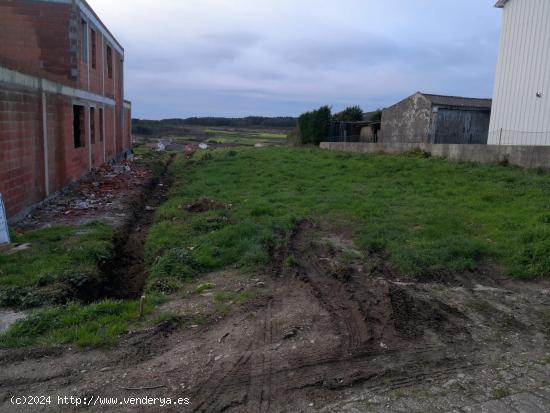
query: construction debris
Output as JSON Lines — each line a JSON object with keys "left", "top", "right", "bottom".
{"left": 18, "top": 159, "right": 153, "bottom": 230}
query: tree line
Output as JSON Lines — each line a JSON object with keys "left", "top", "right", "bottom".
{"left": 293, "top": 106, "right": 382, "bottom": 145}
{"left": 132, "top": 116, "right": 297, "bottom": 135}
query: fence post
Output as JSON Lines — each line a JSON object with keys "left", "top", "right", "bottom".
{"left": 498, "top": 128, "right": 503, "bottom": 147}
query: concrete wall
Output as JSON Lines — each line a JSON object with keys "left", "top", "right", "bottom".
{"left": 380, "top": 93, "right": 432, "bottom": 144}
{"left": 489, "top": 0, "right": 550, "bottom": 145}
{"left": 320, "top": 142, "right": 550, "bottom": 170}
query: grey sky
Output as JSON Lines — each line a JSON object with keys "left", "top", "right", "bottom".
{"left": 88, "top": 0, "right": 502, "bottom": 119}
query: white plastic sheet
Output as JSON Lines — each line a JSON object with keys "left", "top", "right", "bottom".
{"left": 0, "top": 194, "right": 10, "bottom": 245}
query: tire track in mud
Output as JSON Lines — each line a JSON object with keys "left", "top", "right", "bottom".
{"left": 191, "top": 220, "right": 478, "bottom": 412}
{"left": 292, "top": 229, "right": 371, "bottom": 355}
{"left": 192, "top": 341, "right": 255, "bottom": 412}
{"left": 192, "top": 299, "right": 276, "bottom": 413}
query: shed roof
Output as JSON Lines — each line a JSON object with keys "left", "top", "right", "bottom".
{"left": 495, "top": 0, "right": 509, "bottom": 8}
{"left": 421, "top": 93, "right": 492, "bottom": 109}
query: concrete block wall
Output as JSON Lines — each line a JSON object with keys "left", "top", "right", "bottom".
{"left": 320, "top": 142, "right": 550, "bottom": 170}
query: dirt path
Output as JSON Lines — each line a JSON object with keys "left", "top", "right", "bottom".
{"left": 0, "top": 221, "right": 549, "bottom": 412}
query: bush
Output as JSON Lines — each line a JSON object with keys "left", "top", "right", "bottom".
{"left": 298, "top": 106, "right": 332, "bottom": 145}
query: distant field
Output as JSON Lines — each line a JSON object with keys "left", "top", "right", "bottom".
{"left": 201, "top": 127, "right": 287, "bottom": 146}
{"left": 135, "top": 124, "right": 290, "bottom": 147}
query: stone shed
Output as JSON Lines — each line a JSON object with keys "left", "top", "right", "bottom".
{"left": 380, "top": 92, "right": 492, "bottom": 144}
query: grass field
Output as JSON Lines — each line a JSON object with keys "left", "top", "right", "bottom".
{"left": 146, "top": 147, "right": 549, "bottom": 293}
{"left": 3, "top": 146, "right": 549, "bottom": 349}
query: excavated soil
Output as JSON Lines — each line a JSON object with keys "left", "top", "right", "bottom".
{"left": 0, "top": 220, "right": 549, "bottom": 412}
{"left": 99, "top": 159, "right": 173, "bottom": 300}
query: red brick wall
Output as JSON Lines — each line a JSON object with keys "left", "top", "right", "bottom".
{"left": 0, "top": 1, "right": 129, "bottom": 218}
{"left": 0, "top": 84, "right": 45, "bottom": 217}
{"left": 0, "top": 1, "right": 77, "bottom": 86}
{"left": 90, "top": 105, "right": 104, "bottom": 168}
{"left": 88, "top": 29, "right": 104, "bottom": 96}
{"left": 46, "top": 94, "right": 89, "bottom": 194}
{"left": 103, "top": 44, "right": 115, "bottom": 99}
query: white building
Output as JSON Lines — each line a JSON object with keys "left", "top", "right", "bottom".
{"left": 488, "top": 0, "right": 550, "bottom": 146}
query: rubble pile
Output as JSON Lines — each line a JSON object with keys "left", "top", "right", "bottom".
{"left": 19, "top": 159, "right": 153, "bottom": 230}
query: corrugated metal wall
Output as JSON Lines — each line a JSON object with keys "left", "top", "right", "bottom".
{"left": 489, "top": 0, "right": 550, "bottom": 145}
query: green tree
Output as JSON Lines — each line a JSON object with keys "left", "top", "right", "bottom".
{"left": 333, "top": 106, "right": 364, "bottom": 122}
{"left": 298, "top": 106, "right": 332, "bottom": 145}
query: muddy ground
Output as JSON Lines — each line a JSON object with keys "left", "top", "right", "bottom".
{"left": 1, "top": 215, "right": 549, "bottom": 412}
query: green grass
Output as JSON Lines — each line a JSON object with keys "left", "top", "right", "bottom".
{"left": 0, "top": 223, "right": 114, "bottom": 309}
{"left": 0, "top": 298, "right": 159, "bottom": 348}
{"left": 196, "top": 282, "right": 215, "bottom": 293}
{"left": 146, "top": 147, "right": 549, "bottom": 287}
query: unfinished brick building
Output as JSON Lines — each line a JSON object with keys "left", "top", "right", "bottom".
{"left": 0, "top": 0, "right": 132, "bottom": 219}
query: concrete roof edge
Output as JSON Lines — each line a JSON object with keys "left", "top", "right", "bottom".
{"left": 78, "top": 0, "right": 124, "bottom": 55}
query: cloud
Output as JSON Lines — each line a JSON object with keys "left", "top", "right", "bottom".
{"left": 88, "top": 0, "right": 502, "bottom": 118}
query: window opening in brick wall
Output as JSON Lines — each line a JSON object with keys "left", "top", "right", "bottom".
{"left": 99, "top": 108, "right": 104, "bottom": 142}
{"left": 81, "top": 20, "right": 88, "bottom": 63}
{"left": 73, "top": 105, "right": 85, "bottom": 148}
{"left": 91, "top": 29, "right": 97, "bottom": 69}
{"left": 107, "top": 46, "right": 113, "bottom": 79}
{"left": 90, "top": 107, "right": 96, "bottom": 144}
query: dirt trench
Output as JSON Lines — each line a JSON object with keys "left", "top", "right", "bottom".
{"left": 97, "top": 155, "right": 174, "bottom": 300}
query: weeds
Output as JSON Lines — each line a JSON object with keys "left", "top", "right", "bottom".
{"left": 196, "top": 282, "right": 215, "bottom": 293}
{"left": 0, "top": 298, "right": 160, "bottom": 348}
{"left": 0, "top": 223, "right": 114, "bottom": 309}
{"left": 492, "top": 387, "right": 510, "bottom": 400}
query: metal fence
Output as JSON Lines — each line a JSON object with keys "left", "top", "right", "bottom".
{"left": 326, "top": 121, "right": 379, "bottom": 143}
{"left": 488, "top": 129, "right": 550, "bottom": 146}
